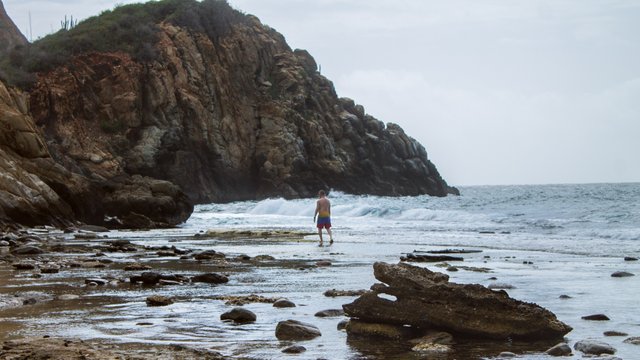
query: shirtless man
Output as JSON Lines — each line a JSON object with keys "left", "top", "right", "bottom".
{"left": 313, "top": 190, "right": 333, "bottom": 246}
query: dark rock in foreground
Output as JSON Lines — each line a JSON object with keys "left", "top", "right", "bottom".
{"left": 343, "top": 262, "right": 572, "bottom": 340}
{"left": 275, "top": 320, "right": 321, "bottom": 340}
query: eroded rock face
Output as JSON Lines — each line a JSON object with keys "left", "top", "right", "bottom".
{"left": 29, "top": 17, "right": 456, "bottom": 203}
{"left": 343, "top": 262, "right": 572, "bottom": 341}
{"left": 0, "top": 78, "right": 191, "bottom": 229}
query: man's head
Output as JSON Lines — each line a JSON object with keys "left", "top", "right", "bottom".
{"left": 318, "top": 190, "right": 326, "bottom": 198}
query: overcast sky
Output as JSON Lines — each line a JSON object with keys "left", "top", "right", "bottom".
{"left": 4, "top": 0, "right": 640, "bottom": 186}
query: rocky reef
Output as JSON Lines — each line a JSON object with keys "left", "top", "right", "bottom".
{"left": 343, "top": 262, "right": 572, "bottom": 341}
{"left": 0, "top": 0, "right": 457, "bottom": 228}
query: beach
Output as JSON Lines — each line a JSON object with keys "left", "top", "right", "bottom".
{"left": 1, "top": 183, "right": 639, "bottom": 359}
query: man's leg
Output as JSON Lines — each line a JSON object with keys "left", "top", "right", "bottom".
{"left": 317, "top": 226, "right": 323, "bottom": 245}
{"left": 327, "top": 227, "right": 333, "bottom": 244}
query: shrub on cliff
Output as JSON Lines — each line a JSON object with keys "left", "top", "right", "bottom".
{"left": 0, "top": 0, "right": 247, "bottom": 89}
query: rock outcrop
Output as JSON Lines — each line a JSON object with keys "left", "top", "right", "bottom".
{"left": 0, "top": 0, "right": 457, "bottom": 228}
{"left": 343, "top": 262, "right": 572, "bottom": 341}
{"left": 28, "top": 5, "right": 456, "bottom": 203}
{"left": 0, "top": 79, "right": 192, "bottom": 229}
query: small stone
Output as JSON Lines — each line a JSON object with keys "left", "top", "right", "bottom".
{"left": 624, "top": 257, "right": 638, "bottom": 261}
{"left": 40, "top": 266, "right": 60, "bottom": 274}
{"left": 498, "top": 352, "right": 516, "bottom": 358}
{"left": 156, "top": 251, "right": 176, "bottom": 257}
{"left": 85, "top": 278, "right": 108, "bottom": 286}
{"left": 220, "top": 308, "right": 256, "bottom": 323}
{"left": 74, "top": 232, "right": 97, "bottom": 239}
{"left": 146, "top": 295, "right": 173, "bottom": 306}
{"left": 140, "top": 272, "right": 162, "bottom": 285}
{"left": 574, "top": 339, "right": 616, "bottom": 355}
{"left": 611, "top": 271, "right": 634, "bottom": 277}
{"left": 323, "top": 289, "right": 367, "bottom": 297}
{"left": 316, "top": 260, "right": 332, "bottom": 267}
{"left": 0, "top": 240, "right": 10, "bottom": 246}
{"left": 446, "top": 266, "right": 458, "bottom": 272}
{"left": 582, "top": 314, "right": 610, "bottom": 321}
{"left": 11, "top": 246, "right": 44, "bottom": 255}
{"left": 488, "top": 283, "right": 515, "bottom": 290}
{"left": 282, "top": 345, "right": 306, "bottom": 354}
{"left": 604, "top": 331, "right": 628, "bottom": 337}
{"left": 337, "top": 320, "right": 348, "bottom": 331}
{"left": 13, "top": 262, "right": 36, "bottom": 270}
{"left": 273, "top": 298, "right": 296, "bottom": 308}
{"left": 624, "top": 336, "right": 640, "bottom": 345}
{"left": 191, "top": 273, "right": 229, "bottom": 284}
{"left": 546, "top": 342, "right": 572, "bottom": 356}
{"left": 315, "top": 309, "right": 344, "bottom": 317}
{"left": 57, "top": 294, "right": 80, "bottom": 301}
{"left": 124, "top": 263, "right": 152, "bottom": 271}
{"left": 559, "top": 295, "right": 572, "bottom": 299}
{"left": 22, "top": 298, "right": 37, "bottom": 305}
{"left": 412, "top": 343, "right": 452, "bottom": 354}
{"left": 275, "top": 320, "right": 321, "bottom": 340}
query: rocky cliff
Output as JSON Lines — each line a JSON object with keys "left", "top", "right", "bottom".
{"left": 0, "top": 0, "right": 456, "bottom": 229}
{"left": 0, "top": 79, "right": 192, "bottom": 229}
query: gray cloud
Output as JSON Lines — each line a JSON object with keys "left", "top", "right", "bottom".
{"left": 4, "top": 0, "right": 639, "bottom": 185}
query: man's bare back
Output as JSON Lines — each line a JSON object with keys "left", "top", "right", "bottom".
{"left": 313, "top": 190, "right": 333, "bottom": 246}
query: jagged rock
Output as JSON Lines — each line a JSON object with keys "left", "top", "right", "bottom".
{"left": 146, "top": 295, "right": 173, "bottom": 307}
{"left": 25, "top": 4, "right": 456, "bottom": 204}
{"left": 343, "top": 262, "right": 572, "bottom": 340}
{"left": 275, "top": 320, "right": 321, "bottom": 340}
{"left": 191, "top": 273, "right": 229, "bottom": 284}
{"left": 220, "top": 308, "right": 256, "bottom": 323}
{"left": 546, "top": 342, "right": 572, "bottom": 356}
{"left": 574, "top": 340, "right": 616, "bottom": 355}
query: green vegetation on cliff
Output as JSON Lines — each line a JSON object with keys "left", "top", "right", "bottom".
{"left": 0, "top": 0, "right": 247, "bottom": 89}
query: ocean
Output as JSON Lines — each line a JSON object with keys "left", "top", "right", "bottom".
{"left": 8, "top": 183, "right": 640, "bottom": 359}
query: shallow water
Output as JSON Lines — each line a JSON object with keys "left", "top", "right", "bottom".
{"left": 1, "top": 183, "right": 639, "bottom": 359}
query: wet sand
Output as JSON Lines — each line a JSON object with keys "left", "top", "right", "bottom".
{"left": 1, "top": 227, "right": 638, "bottom": 359}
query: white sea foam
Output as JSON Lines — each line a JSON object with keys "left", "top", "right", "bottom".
{"left": 188, "top": 183, "right": 640, "bottom": 257}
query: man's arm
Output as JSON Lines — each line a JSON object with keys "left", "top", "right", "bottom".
{"left": 314, "top": 200, "right": 319, "bottom": 222}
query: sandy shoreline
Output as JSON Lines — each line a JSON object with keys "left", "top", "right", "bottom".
{"left": 1, "top": 225, "right": 638, "bottom": 359}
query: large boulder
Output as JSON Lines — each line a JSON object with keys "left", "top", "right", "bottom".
{"left": 343, "top": 262, "right": 572, "bottom": 340}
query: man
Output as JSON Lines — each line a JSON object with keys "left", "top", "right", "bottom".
{"left": 313, "top": 190, "right": 333, "bottom": 246}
